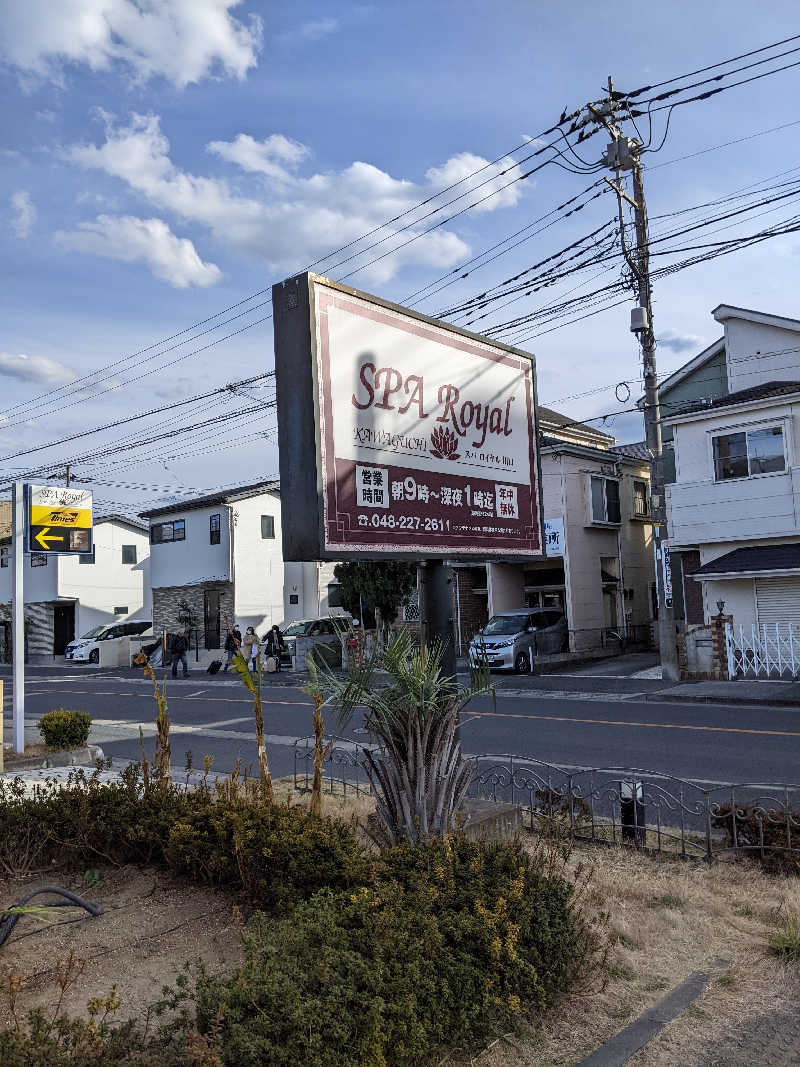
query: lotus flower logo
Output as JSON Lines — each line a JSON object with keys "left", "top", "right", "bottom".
{"left": 430, "top": 426, "right": 460, "bottom": 461}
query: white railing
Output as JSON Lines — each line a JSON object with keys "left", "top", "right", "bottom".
{"left": 725, "top": 622, "right": 800, "bottom": 679}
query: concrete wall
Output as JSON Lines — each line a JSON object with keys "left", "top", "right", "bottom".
{"left": 59, "top": 520, "right": 151, "bottom": 636}
{"left": 722, "top": 318, "right": 800, "bottom": 392}
{"left": 487, "top": 562, "right": 526, "bottom": 614}
{"left": 231, "top": 493, "right": 284, "bottom": 633}
{"left": 149, "top": 504, "right": 231, "bottom": 590}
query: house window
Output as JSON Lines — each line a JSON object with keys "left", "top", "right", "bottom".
{"left": 713, "top": 426, "right": 785, "bottom": 480}
{"left": 121, "top": 545, "right": 137, "bottom": 564}
{"left": 79, "top": 547, "right": 96, "bottom": 564}
{"left": 261, "top": 514, "right": 275, "bottom": 539}
{"left": 632, "top": 479, "right": 650, "bottom": 518}
{"left": 209, "top": 513, "right": 221, "bottom": 545}
{"left": 31, "top": 553, "right": 47, "bottom": 567}
{"left": 590, "top": 476, "right": 621, "bottom": 524}
{"left": 150, "top": 519, "right": 186, "bottom": 544}
{"left": 328, "top": 583, "right": 343, "bottom": 609}
{"left": 0, "top": 547, "right": 7, "bottom": 568}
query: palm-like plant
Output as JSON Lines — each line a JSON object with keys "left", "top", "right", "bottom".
{"left": 308, "top": 629, "right": 492, "bottom": 845}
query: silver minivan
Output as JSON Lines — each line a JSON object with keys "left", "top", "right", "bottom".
{"left": 469, "top": 609, "right": 568, "bottom": 673}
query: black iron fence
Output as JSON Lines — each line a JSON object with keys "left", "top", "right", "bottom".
{"left": 293, "top": 737, "right": 800, "bottom": 864}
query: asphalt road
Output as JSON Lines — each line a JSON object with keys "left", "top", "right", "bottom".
{"left": 3, "top": 665, "right": 800, "bottom": 786}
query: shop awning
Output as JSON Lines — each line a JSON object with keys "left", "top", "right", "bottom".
{"left": 690, "top": 544, "right": 800, "bottom": 581}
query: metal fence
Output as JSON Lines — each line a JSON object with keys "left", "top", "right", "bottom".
{"left": 294, "top": 737, "right": 800, "bottom": 864}
{"left": 293, "top": 735, "right": 374, "bottom": 796}
{"left": 726, "top": 622, "right": 800, "bottom": 679}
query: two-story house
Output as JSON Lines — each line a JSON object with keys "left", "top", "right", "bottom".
{"left": 663, "top": 304, "right": 800, "bottom": 633}
{"left": 452, "top": 408, "right": 654, "bottom": 654}
{"left": 0, "top": 514, "right": 151, "bottom": 661}
{"left": 140, "top": 480, "right": 340, "bottom": 656}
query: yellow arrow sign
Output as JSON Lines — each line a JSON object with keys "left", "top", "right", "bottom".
{"left": 34, "top": 527, "right": 66, "bottom": 550}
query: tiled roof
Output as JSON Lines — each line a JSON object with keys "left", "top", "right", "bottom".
{"left": 139, "top": 479, "right": 279, "bottom": 519}
{"left": 668, "top": 380, "right": 800, "bottom": 419}
{"left": 610, "top": 441, "right": 650, "bottom": 461}
{"left": 692, "top": 544, "right": 800, "bottom": 578}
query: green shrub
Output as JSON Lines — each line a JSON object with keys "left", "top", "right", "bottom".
{"left": 192, "top": 837, "right": 593, "bottom": 1066}
{"left": 37, "top": 710, "right": 91, "bottom": 749}
{"left": 0, "top": 767, "right": 366, "bottom": 907}
{"left": 165, "top": 799, "right": 368, "bottom": 908}
{"left": 768, "top": 915, "right": 800, "bottom": 961}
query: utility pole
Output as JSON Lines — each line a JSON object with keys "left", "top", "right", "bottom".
{"left": 588, "top": 77, "right": 679, "bottom": 681}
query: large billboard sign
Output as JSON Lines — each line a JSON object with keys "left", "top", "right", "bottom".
{"left": 272, "top": 273, "right": 543, "bottom": 561}
{"left": 26, "top": 485, "right": 93, "bottom": 554}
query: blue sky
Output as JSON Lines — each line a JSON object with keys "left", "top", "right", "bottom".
{"left": 2, "top": 0, "right": 800, "bottom": 512}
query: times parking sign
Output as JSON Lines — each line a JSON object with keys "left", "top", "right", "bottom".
{"left": 26, "top": 485, "right": 93, "bottom": 555}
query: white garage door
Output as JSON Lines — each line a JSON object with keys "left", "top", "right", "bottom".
{"left": 756, "top": 577, "right": 800, "bottom": 631}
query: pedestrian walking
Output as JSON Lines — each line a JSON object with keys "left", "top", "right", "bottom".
{"left": 264, "top": 624, "right": 285, "bottom": 672}
{"left": 223, "top": 627, "right": 239, "bottom": 671}
{"left": 241, "top": 626, "right": 260, "bottom": 671}
{"left": 171, "top": 629, "right": 190, "bottom": 679}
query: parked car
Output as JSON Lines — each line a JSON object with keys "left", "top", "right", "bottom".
{"left": 65, "top": 620, "right": 153, "bottom": 663}
{"left": 468, "top": 609, "right": 568, "bottom": 673}
{"left": 279, "top": 616, "right": 353, "bottom": 668}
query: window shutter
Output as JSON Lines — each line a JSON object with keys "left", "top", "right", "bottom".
{"left": 756, "top": 578, "right": 800, "bottom": 631}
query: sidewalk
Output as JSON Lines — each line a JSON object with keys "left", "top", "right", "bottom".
{"left": 647, "top": 678, "right": 800, "bottom": 708}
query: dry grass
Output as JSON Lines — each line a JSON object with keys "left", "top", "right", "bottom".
{"left": 452, "top": 838, "right": 800, "bottom": 1067}
{"left": 0, "top": 866, "right": 244, "bottom": 1025}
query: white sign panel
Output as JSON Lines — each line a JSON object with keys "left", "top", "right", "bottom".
{"left": 544, "top": 518, "right": 564, "bottom": 557}
{"left": 310, "top": 278, "right": 541, "bottom": 557}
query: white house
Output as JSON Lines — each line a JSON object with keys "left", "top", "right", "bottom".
{"left": 140, "top": 481, "right": 340, "bottom": 656}
{"left": 0, "top": 514, "right": 151, "bottom": 661}
{"left": 663, "top": 304, "right": 800, "bottom": 633}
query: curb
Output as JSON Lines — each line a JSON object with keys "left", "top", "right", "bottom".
{"left": 643, "top": 692, "right": 800, "bottom": 708}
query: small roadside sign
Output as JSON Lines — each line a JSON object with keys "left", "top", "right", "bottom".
{"left": 26, "top": 485, "right": 93, "bottom": 555}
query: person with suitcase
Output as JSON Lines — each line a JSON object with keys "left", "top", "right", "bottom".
{"left": 223, "top": 627, "right": 239, "bottom": 671}
{"left": 264, "top": 624, "right": 285, "bottom": 673}
{"left": 241, "top": 626, "right": 260, "bottom": 672}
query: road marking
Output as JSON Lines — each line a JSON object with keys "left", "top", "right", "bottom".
{"left": 20, "top": 688, "right": 312, "bottom": 706}
{"left": 185, "top": 690, "right": 207, "bottom": 698}
{"left": 461, "top": 709, "right": 800, "bottom": 738}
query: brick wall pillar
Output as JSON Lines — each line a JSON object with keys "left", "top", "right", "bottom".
{"left": 709, "top": 613, "right": 733, "bottom": 681}
{"left": 451, "top": 569, "right": 489, "bottom": 654}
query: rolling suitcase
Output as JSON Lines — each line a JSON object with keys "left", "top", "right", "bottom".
{"left": 207, "top": 659, "right": 223, "bottom": 675}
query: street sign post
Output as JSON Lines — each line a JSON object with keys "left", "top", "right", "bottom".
{"left": 272, "top": 273, "right": 543, "bottom": 681}
{"left": 11, "top": 484, "right": 93, "bottom": 752}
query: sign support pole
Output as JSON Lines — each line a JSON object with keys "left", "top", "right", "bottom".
{"left": 12, "top": 481, "right": 25, "bottom": 754}
{"left": 418, "top": 560, "right": 457, "bottom": 679}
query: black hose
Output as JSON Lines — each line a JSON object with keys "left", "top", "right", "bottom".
{"left": 0, "top": 887, "right": 103, "bottom": 947}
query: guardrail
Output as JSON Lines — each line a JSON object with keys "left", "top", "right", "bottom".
{"left": 293, "top": 737, "right": 800, "bottom": 864}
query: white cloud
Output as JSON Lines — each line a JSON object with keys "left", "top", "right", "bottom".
{"left": 658, "top": 329, "right": 703, "bottom": 353}
{"left": 0, "top": 0, "right": 262, "bottom": 88}
{"left": 64, "top": 113, "right": 526, "bottom": 282}
{"left": 276, "top": 18, "right": 339, "bottom": 45}
{"left": 426, "top": 152, "right": 526, "bottom": 213}
{"left": 10, "top": 190, "right": 36, "bottom": 238}
{"left": 207, "top": 133, "right": 310, "bottom": 181}
{"left": 0, "top": 352, "right": 76, "bottom": 386}
{"left": 54, "top": 214, "right": 222, "bottom": 288}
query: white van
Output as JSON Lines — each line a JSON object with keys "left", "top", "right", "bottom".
{"left": 65, "top": 620, "right": 153, "bottom": 663}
